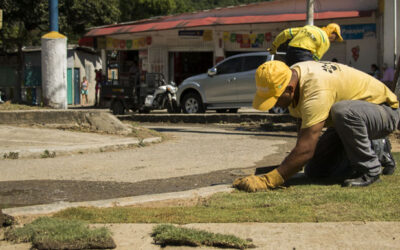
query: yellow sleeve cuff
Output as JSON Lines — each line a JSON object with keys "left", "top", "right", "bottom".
{"left": 262, "top": 169, "right": 284, "bottom": 188}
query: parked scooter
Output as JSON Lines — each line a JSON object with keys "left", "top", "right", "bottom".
{"left": 144, "top": 80, "right": 180, "bottom": 113}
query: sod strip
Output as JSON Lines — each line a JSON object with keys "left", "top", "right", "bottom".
{"left": 152, "top": 224, "right": 256, "bottom": 249}
{"left": 4, "top": 217, "right": 116, "bottom": 249}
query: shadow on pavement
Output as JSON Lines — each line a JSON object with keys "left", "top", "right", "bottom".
{"left": 149, "top": 127, "right": 297, "bottom": 138}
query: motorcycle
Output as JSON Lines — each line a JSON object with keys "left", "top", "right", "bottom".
{"left": 144, "top": 80, "right": 180, "bottom": 113}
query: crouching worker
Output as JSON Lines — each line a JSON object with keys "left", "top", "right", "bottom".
{"left": 233, "top": 61, "right": 399, "bottom": 192}
{"left": 269, "top": 23, "right": 343, "bottom": 66}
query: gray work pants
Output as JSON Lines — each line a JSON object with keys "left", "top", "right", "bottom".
{"left": 305, "top": 100, "right": 400, "bottom": 179}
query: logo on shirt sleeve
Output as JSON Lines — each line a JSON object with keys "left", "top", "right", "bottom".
{"left": 321, "top": 62, "right": 338, "bottom": 73}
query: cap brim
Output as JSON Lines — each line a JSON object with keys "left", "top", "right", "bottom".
{"left": 252, "top": 93, "right": 278, "bottom": 111}
{"left": 336, "top": 33, "right": 344, "bottom": 42}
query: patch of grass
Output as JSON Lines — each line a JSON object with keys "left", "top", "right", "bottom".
{"left": 3, "top": 152, "right": 19, "bottom": 159}
{"left": 152, "top": 224, "right": 255, "bottom": 249}
{"left": 40, "top": 150, "right": 56, "bottom": 158}
{"left": 4, "top": 217, "right": 115, "bottom": 249}
{"left": 0, "top": 101, "right": 46, "bottom": 110}
{"left": 54, "top": 153, "right": 400, "bottom": 224}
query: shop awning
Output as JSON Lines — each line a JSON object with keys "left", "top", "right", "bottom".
{"left": 84, "top": 10, "right": 373, "bottom": 38}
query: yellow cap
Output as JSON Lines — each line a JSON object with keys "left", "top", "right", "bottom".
{"left": 323, "top": 23, "right": 343, "bottom": 42}
{"left": 252, "top": 61, "right": 292, "bottom": 111}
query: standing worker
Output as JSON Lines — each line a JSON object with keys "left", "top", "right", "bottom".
{"left": 233, "top": 60, "right": 398, "bottom": 192}
{"left": 269, "top": 23, "right": 343, "bottom": 66}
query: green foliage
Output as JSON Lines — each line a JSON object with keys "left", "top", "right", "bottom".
{"left": 0, "top": 0, "right": 120, "bottom": 50}
{"left": 59, "top": 0, "right": 120, "bottom": 43}
{"left": 119, "top": 0, "right": 269, "bottom": 22}
{"left": 3, "top": 151, "right": 19, "bottom": 159}
{"left": 4, "top": 217, "right": 116, "bottom": 249}
{"left": 0, "top": 0, "right": 48, "bottom": 51}
{"left": 40, "top": 149, "right": 56, "bottom": 158}
{"left": 119, "top": 0, "right": 188, "bottom": 22}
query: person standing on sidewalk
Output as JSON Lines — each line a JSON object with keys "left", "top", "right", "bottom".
{"left": 80, "top": 76, "right": 89, "bottom": 106}
{"left": 381, "top": 63, "right": 395, "bottom": 91}
{"left": 233, "top": 60, "right": 399, "bottom": 192}
{"left": 95, "top": 69, "right": 102, "bottom": 107}
{"left": 269, "top": 23, "right": 343, "bottom": 66}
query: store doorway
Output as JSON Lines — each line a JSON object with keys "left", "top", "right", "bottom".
{"left": 169, "top": 52, "right": 213, "bottom": 85}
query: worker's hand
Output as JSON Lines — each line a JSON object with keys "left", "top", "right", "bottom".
{"left": 232, "top": 169, "right": 284, "bottom": 192}
{"left": 267, "top": 45, "right": 277, "bottom": 55}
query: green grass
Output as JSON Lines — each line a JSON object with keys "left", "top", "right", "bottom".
{"left": 152, "top": 224, "right": 255, "bottom": 249}
{"left": 4, "top": 217, "right": 115, "bottom": 249}
{"left": 0, "top": 101, "right": 46, "bottom": 110}
{"left": 53, "top": 153, "right": 400, "bottom": 224}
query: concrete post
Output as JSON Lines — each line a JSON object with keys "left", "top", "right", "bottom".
{"left": 41, "top": 32, "right": 68, "bottom": 109}
{"left": 41, "top": 0, "right": 68, "bottom": 109}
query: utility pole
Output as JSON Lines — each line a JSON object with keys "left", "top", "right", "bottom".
{"left": 0, "top": 9, "right": 3, "bottom": 30}
{"left": 41, "top": 0, "right": 68, "bottom": 109}
{"left": 394, "top": 0, "right": 397, "bottom": 68}
{"left": 306, "top": 0, "right": 314, "bottom": 26}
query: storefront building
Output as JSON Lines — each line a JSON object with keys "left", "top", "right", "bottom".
{"left": 80, "top": 0, "right": 399, "bottom": 85}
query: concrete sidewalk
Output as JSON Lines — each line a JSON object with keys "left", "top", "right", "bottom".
{"left": 2, "top": 184, "right": 400, "bottom": 249}
{"left": 0, "top": 125, "right": 160, "bottom": 159}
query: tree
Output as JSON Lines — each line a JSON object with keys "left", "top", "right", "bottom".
{"left": 0, "top": 0, "right": 120, "bottom": 102}
{"left": 59, "top": 0, "right": 120, "bottom": 43}
{"left": 0, "top": 0, "right": 48, "bottom": 102}
{"left": 120, "top": 0, "right": 190, "bottom": 22}
{"left": 119, "top": 0, "right": 270, "bottom": 22}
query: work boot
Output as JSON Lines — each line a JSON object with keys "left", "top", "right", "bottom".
{"left": 373, "top": 138, "right": 396, "bottom": 175}
{"left": 382, "top": 163, "right": 396, "bottom": 175}
{"left": 342, "top": 173, "right": 381, "bottom": 187}
{"left": 381, "top": 138, "right": 396, "bottom": 175}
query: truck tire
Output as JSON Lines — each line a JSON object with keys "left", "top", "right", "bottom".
{"left": 182, "top": 93, "right": 204, "bottom": 114}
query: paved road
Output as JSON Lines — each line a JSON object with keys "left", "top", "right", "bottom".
{"left": 0, "top": 124, "right": 296, "bottom": 208}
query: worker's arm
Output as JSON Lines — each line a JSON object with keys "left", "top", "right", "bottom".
{"left": 233, "top": 120, "right": 325, "bottom": 192}
{"left": 276, "top": 120, "right": 325, "bottom": 180}
{"left": 271, "top": 27, "right": 301, "bottom": 53}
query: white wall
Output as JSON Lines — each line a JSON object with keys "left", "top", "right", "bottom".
{"left": 382, "top": 0, "right": 400, "bottom": 68}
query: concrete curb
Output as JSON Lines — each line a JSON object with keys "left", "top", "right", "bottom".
{"left": 0, "top": 109, "right": 103, "bottom": 125}
{"left": 0, "top": 137, "right": 162, "bottom": 159}
{"left": 3, "top": 184, "right": 234, "bottom": 216}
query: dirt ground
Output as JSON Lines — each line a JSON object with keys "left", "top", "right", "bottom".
{"left": 1, "top": 125, "right": 399, "bottom": 209}
{"left": 1, "top": 125, "right": 400, "bottom": 250}
{"left": 0, "top": 123, "right": 295, "bottom": 209}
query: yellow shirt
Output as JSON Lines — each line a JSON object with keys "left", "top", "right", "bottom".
{"left": 289, "top": 61, "right": 399, "bottom": 129}
{"left": 272, "top": 25, "right": 330, "bottom": 60}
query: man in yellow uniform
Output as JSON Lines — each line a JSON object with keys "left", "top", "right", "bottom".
{"left": 233, "top": 60, "right": 399, "bottom": 191}
{"left": 270, "top": 23, "right": 343, "bottom": 66}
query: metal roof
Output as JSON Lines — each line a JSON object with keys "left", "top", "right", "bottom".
{"left": 83, "top": 1, "right": 374, "bottom": 37}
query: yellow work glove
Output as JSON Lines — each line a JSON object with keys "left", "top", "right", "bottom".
{"left": 232, "top": 169, "right": 284, "bottom": 192}
{"left": 267, "top": 45, "right": 277, "bottom": 55}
